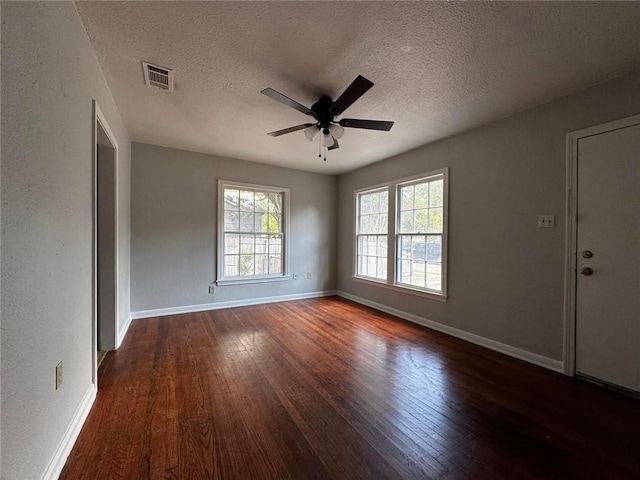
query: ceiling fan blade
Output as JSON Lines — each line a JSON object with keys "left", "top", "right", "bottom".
{"left": 328, "top": 137, "right": 340, "bottom": 151}
{"left": 339, "top": 118, "right": 394, "bottom": 131}
{"left": 267, "top": 123, "right": 316, "bottom": 137}
{"left": 329, "top": 75, "right": 374, "bottom": 116}
{"left": 261, "top": 88, "right": 315, "bottom": 116}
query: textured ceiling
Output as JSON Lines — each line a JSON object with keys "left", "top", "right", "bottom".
{"left": 75, "top": 1, "right": 640, "bottom": 174}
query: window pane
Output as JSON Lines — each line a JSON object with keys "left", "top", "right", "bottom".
{"left": 400, "top": 211, "right": 413, "bottom": 233}
{"left": 255, "top": 192, "right": 267, "bottom": 211}
{"left": 358, "top": 214, "right": 368, "bottom": 234}
{"left": 414, "top": 209, "right": 428, "bottom": 232}
{"left": 380, "top": 190, "right": 388, "bottom": 213}
{"left": 255, "top": 235, "right": 268, "bottom": 253}
{"left": 268, "top": 193, "right": 282, "bottom": 214}
{"left": 426, "top": 263, "right": 442, "bottom": 291}
{"left": 377, "top": 236, "right": 387, "bottom": 257}
{"left": 412, "top": 236, "right": 426, "bottom": 261}
{"left": 400, "top": 185, "right": 414, "bottom": 211}
{"left": 239, "top": 212, "right": 254, "bottom": 232}
{"left": 224, "top": 257, "right": 239, "bottom": 277}
{"left": 224, "top": 233, "right": 239, "bottom": 254}
{"left": 371, "top": 193, "right": 380, "bottom": 214}
{"left": 377, "top": 258, "right": 387, "bottom": 278}
{"left": 239, "top": 255, "right": 254, "bottom": 276}
{"left": 398, "top": 235, "right": 411, "bottom": 259}
{"left": 269, "top": 255, "right": 282, "bottom": 274}
{"left": 377, "top": 214, "right": 388, "bottom": 234}
{"left": 427, "top": 236, "right": 441, "bottom": 262}
{"left": 429, "top": 179, "right": 443, "bottom": 208}
{"left": 264, "top": 213, "right": 279, "bottom": 233}
{"left": 240, "top": 190, "right": 254, "bottom": 212}
{"left": 415, "top": 183, "right": 429, "bottom": 209}
{"left": 224, "top": 189, "right": 239, "bottom": 211}
{"left": 411, "top": 261, "right": 425, "bottom": 287}
{"left": 399, "top": 258, "right": 411, "bottom": 284}
{"left": 428, "top": 207, "right": 443, "bottom": 233}
{"left": 255, "top": 254, "right": 268, "bottom": 275}
{"left": 224, "top": 211, "right": 239, "bottom": 231}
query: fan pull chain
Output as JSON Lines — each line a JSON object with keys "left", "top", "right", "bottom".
{"left": 324, "top": 134, "right": 327, "bottom": 161}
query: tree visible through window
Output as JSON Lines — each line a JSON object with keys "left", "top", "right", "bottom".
{"left": 219, "top": 182, "right": 288, "bottom": 282}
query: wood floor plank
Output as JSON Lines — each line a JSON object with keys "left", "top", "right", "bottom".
{"left": 61, "top": 297, "right": 640, "bottom": 479}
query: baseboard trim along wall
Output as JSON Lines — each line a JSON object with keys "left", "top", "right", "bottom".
{"left": 131, "top": 290, "right": 338, "bottom": 320}
{"left": 41, "top": 384, "right": 97, "bottom": 480}
{"left": 337, "top": 290, "right": 564, "bottom": 373}
{"left": 116, "top": 314, "right": 133, "bottom": 348}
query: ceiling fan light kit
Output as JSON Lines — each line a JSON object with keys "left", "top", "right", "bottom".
{"left": 261, "top": 75, "right": 394, "bottom": 162}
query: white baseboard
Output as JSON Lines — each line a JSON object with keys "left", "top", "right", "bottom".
{"left": 41, "top": 384, "right": 97, "bottom": 480}
{"left": 116, "top": 313, "right": 132, "bottom": 348}
{"left": 337, "top": 290, "right": 564, "bottom": 373}
{"left": 131, "top": 290, "right": 338, "bottom": 320}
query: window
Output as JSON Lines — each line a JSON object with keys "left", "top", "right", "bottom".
{"left": 217, "top": 181, "right": 289, "bottom": 285}
{"left": 355, "top": 188, "right": 389, "bottom": 280}
{"left": 396, "top": 175, "right": 444, "bottom": 293}
{"left": 354, "top": 168, "right": 448, "bottom": 300}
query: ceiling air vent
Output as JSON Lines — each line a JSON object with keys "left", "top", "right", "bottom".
{"left": 142, "top": 61, "right": 174, "bottom": 92}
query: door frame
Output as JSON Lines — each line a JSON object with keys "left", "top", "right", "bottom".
{"left": 563, "top": 113, "right": 640, "bottom": 375}
{"left": 92, "top": 100, "right": 120, "bottom": 386}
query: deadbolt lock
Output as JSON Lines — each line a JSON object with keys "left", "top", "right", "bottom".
{"left": 581, "top": 250, "right": 593, "bottom": 259}
{"left": 580, "top": 267, "right": 593, "bottom": 276}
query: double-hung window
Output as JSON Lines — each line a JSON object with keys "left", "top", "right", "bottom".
{"left": 217, "top": 181, "right": 289, "bottom": 285}
{"left": 396, "top": 174, "right": 445, "bottom": 293}
{"left": 355, "top": 188, "right": 389, "bottom": 281}
{"left": 354, "top": 168, "right": 448, "bottom": 300}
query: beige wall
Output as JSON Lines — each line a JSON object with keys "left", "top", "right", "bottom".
{"left": 1, "top": 3, "right": 131, "bottom": 478}
{"left": 131, "top": 143, "right": 337, "bottom": 313}
{"left": 337, "top": 70, "right": 640, "bottom": 362}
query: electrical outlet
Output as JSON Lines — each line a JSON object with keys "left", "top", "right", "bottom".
{"left": 307, "top": 272, "right": 312, "bottom": 279}
{"left": 55, "top": 362, "right": 63, "bottom": 390}
{"left": 208, "top": 285, "right": 216, "bottom": 294}
{"left": 293, "top": 273, "right": 298, "bottom": 280}
{"left": 537, "top": 215, "right": 555, "bottom": 228}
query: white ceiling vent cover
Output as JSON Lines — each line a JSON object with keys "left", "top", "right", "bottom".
{"left": 142, "top": 61, "right": 174, "bottom": 92}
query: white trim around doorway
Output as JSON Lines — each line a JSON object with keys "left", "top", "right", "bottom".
{"left": 563, "top": 113, "right": 640, "bottom": 375}
{"left": 92, "top": 100, "right": 120, "bottom": 387}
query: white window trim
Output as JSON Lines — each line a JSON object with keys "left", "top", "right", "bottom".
{"left": 217, "top": 180, "right": 290, "bottom": 286}
{"left": 353, "top": 168, "right": 449, "bottom": 301}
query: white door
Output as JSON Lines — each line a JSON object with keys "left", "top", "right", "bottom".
{"left": 575, "top": 122, "right": 640, "bottom": 392}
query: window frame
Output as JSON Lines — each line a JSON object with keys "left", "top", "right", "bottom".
{"left": 353, "top": 168, "right": 449, "bottom": 301}
{"left": 354, "top": 186, "right": 390, "bottom": 282}
{"left": 217, "top": 180, "right": 290, "bottom": 286}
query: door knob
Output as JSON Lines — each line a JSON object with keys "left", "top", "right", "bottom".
{"left": 581, "top": 250, "right": 593, "bottom": 258}
{"left": 580, "top": 267, "right": 593, "bottom": 276}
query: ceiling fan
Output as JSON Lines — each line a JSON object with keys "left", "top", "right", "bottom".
{"left": 261, "top": 75, "right": 394, "bottom": 161}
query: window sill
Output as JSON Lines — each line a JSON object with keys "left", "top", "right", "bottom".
{"left": 217, "top": 275, "right": 290, "bottom": 286}
{"left": 352, "top": 276, "right": 448, "bottom": 302}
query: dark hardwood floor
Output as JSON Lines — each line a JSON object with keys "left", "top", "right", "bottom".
{"left": 61, "top": 296, "right": 640, "bottom": 479}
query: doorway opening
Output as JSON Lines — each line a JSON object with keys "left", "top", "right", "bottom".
{"left": 92, "top": 101, "right": 119, "bottom": 386}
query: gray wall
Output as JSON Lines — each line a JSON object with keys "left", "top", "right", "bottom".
{"left": 1, "top": 3, "right": 131, "bottom": 479}
{"left": 338, "top": 70, "right": 640, "bottom": 362}
{"left": 131, "top": 143, "right": 337, "bottom": 313}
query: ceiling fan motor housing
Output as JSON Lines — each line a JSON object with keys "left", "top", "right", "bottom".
{"left": 311, "top": 96, "right": 335, "bottom": 130}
